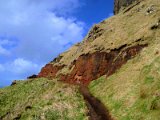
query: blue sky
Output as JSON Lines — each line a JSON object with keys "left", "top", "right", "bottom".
{"left": 0, "top": 0, "right": 114, "bottom": 87}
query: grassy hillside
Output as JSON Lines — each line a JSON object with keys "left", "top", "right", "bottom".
{"left": 89, "top": 43, "right": 160, "bottom": 120}
{"left": 0, "top": 78, "right": 88, "bottom": 120}
{"left": 0, "top": 0, "right": 160, "bottom": 119}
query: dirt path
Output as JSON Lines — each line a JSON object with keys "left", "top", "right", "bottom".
{"left": 79, "top": 86, "right": 113, "bottom": 120}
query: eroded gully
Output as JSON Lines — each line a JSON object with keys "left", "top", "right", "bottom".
{"left": 79, "top": 86, "right": 113, "bottom": 120}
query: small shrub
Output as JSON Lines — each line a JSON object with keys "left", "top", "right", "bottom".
{"left": 140, "top": 88, "right": 147, "bottom": 99}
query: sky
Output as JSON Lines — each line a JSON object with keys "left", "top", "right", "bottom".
{"left": 0, "top": 0, "right": 114, "bottom": 87}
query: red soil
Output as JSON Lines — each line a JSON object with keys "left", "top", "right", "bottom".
{"left": 60, "top": 44, "right": 147, "bottom": 85}
{"left": 38, "top": 44, "right": 147, "bottom": 85}
{"left": 38, "top": 64, "right": 64, "bottom": 78}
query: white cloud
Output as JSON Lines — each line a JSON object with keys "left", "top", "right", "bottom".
{"left": 0, "top": 39, "right": 11, "bottom": 45}
{"left": 0, "top": 46, "right": 10, "bottom": 55}
{"left": 13, "top": 14, "right": 84, "bottom": 62}
{"left": 0, "top": 58, "right": 41, "bottom": 75}
{"left": 0, "top": 39, "right": 13, "bottom": 55}
{"left": 0, "top": 0, "right": 85, "bottom": 86}
{"left": 9, "top": 58, "right": 41, "bottom": 75}
{"left": 0, "top": 0, "right": 85, "bottom": 62}
{"left": 0, "top": 58, "right": 41, "bottom": 76}
{"left": 0, "top": 58, "right": 42, "bottom": 86}
{"left": 0, "top": 64, "right": 4, "bottom": 72}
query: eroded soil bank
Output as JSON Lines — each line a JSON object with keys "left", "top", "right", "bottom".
{"left": 79, "top": 86, "right": 113, "bottom": 120}
{"left": 60, "top": 44, "right": 147, "bottom": 85}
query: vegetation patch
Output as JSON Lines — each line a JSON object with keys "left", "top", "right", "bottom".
{"left": 0, "top": 78, "right": 88, "bottom": 120}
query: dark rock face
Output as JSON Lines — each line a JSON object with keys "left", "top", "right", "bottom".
{"left": 11, "top": 80, "right": 17, "bottom": 86}
{"left": 114, "top": 0, "right": 137, "bottom": 14}
{"left": 27, "top": 74, "right": 38, "bottom": 79}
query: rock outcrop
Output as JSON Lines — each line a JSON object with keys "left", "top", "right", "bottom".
{"left": 114, "top": 0, "right": 137, "bottom": 14}
{"left": 11, "top": 80, "right": 17, "bottom": 86}
{"left": 27, "top": 74, "right": 38, "bottom": 79}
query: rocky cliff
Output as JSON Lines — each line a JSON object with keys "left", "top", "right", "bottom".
{"left": 114, "top": 0, "right": 138, "bottom": 14}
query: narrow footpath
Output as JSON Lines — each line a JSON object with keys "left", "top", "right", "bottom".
{"left": 79, "top": 86, "right": 113, "bottom": 120}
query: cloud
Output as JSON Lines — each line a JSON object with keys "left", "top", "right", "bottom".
{"left": 0, "top": 0, "right": 85, "bottom": 62}
{"left": 0, "top": 58, "right": 41, "bottom": 75}
{"left": 14, "top": 15, "right": 84, "bottom": 62}
{"left": 0, "top": 0, "right": 85, "bottom": 86}
{"left": 9, "top": 58, "right": 41, "bottom": 75}
{"left": 0, "top": 46, "right": 10, "bottom": 55}
{"left": 0, "top": 58, "right": 42, "bottom": 86}
{"left": 0, "top": 64, "right": 4, "bottom": 72}
{"left": 0, "top": 39, "right": 11, "bottom": 55}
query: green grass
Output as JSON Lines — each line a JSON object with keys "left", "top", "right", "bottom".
{"left": 0, "top": 78, "right": 88, "bottom": 120}
{"left": 89, "top": 56, "right": 160, "bottom": 120}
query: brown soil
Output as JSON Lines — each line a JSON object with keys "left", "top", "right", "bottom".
{"left": 79, "top": 86, "right": 113, "bottom": 120}
{"left": 61, "top": 44, "right": 147, "bottom": 85}
{"left": 38, "top": 64, "right": 65, "bottom": 78}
